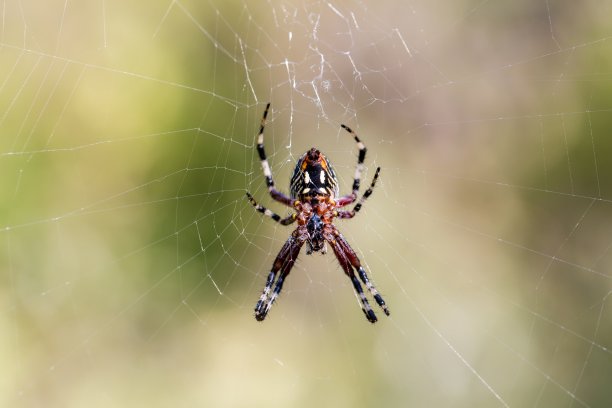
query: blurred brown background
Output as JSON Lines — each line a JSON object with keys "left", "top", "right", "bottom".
{"left": 2, "top": 1, "right": 612, "bottom": 407}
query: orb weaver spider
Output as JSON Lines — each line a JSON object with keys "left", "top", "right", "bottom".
{"left": 246, "top": 103, "right": 390, "bottom": 323}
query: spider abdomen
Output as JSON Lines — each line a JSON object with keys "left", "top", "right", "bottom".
{"left": 290, "top": 148, "right": 339, "bottom": 199}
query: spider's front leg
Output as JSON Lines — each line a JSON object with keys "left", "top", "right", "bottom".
{"left": 327, "top": 232, "right": 379, "bottom": 323}
{"left": 254, "top": 233, "right": 304, "bottom": 321}
{"left": 336, "top": 234, "right": 390, "bottom": 316}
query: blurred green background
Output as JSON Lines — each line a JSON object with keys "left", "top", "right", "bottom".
{"left": 2, "top": 0, "right": 612, "bottom": 407}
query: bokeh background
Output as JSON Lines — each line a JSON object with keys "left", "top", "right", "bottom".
{"left": 2, "top": 1, "right": 612, "bottom": 407}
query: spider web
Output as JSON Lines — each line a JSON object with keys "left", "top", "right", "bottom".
{"left": 2, "top": 0, "right": 612, "bottom": 406}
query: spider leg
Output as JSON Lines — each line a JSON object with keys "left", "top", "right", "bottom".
{"left": 335, "top": 124, "right": 367, "bottom": 206}
{"left": 254, "top": 234, "right": 303, "bottom": 321}
{"left": 328, "top": 234, "right": 378, "bottom": 323}
{"left": 256, "top": 103, "right": 295, "bottom": 207}
{"left": 336, "top": 167, "right": 381, "bottom": 218}
{"left": 245, "top": 192, "right": 297, "bottom": 225}
{"left": 336, "top": 234, "right": 390, "bottom": 316}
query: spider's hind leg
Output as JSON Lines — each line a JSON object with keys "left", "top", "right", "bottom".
{"left": 254, "top": 103, "right": 295, "bottom": 208}
{"left": 340, "top": 124, "right": 367, "bottom": 198}
{"left": 245, "top": 192, "right": 296, "bottom": 225}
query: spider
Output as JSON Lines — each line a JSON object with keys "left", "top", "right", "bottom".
{"left": 246, "top": 103, "right": 390, "bottom": 323}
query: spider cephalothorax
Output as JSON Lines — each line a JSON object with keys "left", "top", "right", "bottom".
{"left": 246, "top": 103, "right": 390, "bottom": 323}
{"left": 305, "top": 213, "right": 325, "bottom": 253}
